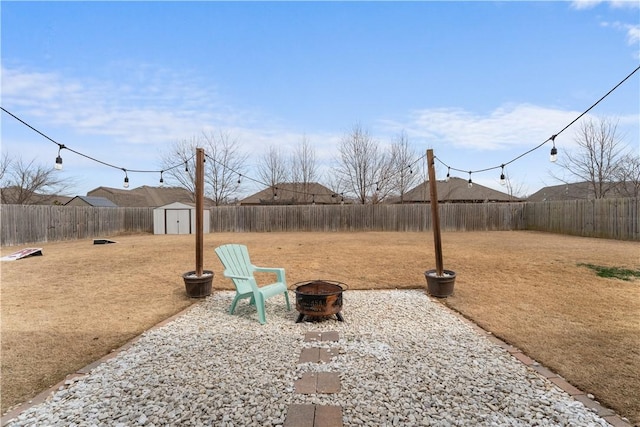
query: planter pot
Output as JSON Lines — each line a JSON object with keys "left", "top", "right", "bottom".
{"left": 424, "top": 269, "right": 456, "bottom": 298}
{"left": 182, "top": 270, "right": 214, "bottom": 298}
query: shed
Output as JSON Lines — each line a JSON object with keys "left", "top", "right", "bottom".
{"left": 153, "top": 202, "right": 210, "bottom": 235}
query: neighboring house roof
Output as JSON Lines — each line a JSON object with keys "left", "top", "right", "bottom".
{"left": 391, "top": 177, "right": 519, "bottom": 203}
{"left": 87, "top": 185, "right": 213, "bottom": 207}
{"left": 64, "top": 196, "right": 118, "bottom": 207}
{"left": 0, "top": 186, "right": 73, "bottom": 205}
{"left": 239, "top": 182, "right": 341, "bottom": 205}
{"left": 527, "top": 181, "right": 638, "bottom": 202}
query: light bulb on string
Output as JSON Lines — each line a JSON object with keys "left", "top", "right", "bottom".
{"left": 445, "top": 167, "right": 450, "bottom": 182}
{"left": 159, "top": 171, "right": 164, "bottom": 185}
{"left": 549, "top": 135, "right": 558, "bottom": 162}
{"left": 123, "top": 169, "right": 129, "bottom": 188}
{"left": 54, "top": 145, "right": 65, "bottom": 170}
{"left": 500, "top": 165, "right": 506, "bottom": 186}
{"left": 467, "top": 171, "right": 473, "bottom": 188}
{"left": 237, "top": 174, "right": 242, "bottom": 184}
{"left": 185, "top": 161, "right": 189, "bottom": 172}
{"left": 312, "top": 194, "right": 316, "bottom": 205}
{"left": 273, "top": 186, "right": 279, "bottom": 200}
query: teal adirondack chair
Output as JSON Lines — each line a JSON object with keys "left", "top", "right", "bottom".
{"left": 214, "top": 244, "right": 291, "bottom": 324}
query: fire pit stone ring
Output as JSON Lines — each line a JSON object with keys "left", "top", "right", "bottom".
{"left": 291, "top": 280, "right": 347, "bottom": 323}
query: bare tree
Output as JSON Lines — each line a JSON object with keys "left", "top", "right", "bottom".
{"left": 388, "top": 131, "right": 421, "bottom": 203}
{"left": 0, "top": 152, "right": 10, "bottom": 183}
{"left": 554, "top": 117, "right": 628, "bottom": 199}
{"left": 615, "top": 152, "right": 640, "bottom": 198}
{"left": 0, "top": 154, "right": 74, "bottom": 204}
{"left": 290, "top": 135, "right": 319, "bottom": 203}
{"left": 160, "top": 132, "right": 248, "bottom": 205}
{"left": 323, "top": 171, "right": 348, "bottom": 204}
{"left": 201, "top": 131, "right": 248, "bottom": 205}
{"left": 160, "top": 136, "right": 199, "bottom": 199}
{"left": 257, "top": 145, "right": 289, "bottom": 198}
{"left": 335, "top": 123, "right": 388, "bottom": 204}
{"left": 502, "top": 173, "right": 528, "bottom": 200}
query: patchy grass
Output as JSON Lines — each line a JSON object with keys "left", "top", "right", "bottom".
{"left": 578, "top": 263, "right": 640, "bottom": 281}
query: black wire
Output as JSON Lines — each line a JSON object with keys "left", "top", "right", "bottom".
{"left": 3, "top": 64, "right": 638, "bottom": 189}
{"left": 1, "top": 106, "right": 192, "bottom": 175}
{"left": 435, "top": 64, "right": 640, "bottom": 176}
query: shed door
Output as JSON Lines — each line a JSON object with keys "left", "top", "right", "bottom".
{"left": 165, "top": 209, "right": 192, "bottom": 234}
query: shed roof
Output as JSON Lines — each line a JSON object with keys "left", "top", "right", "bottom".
{"left": 153, "top": 202, "right": 196, "bottom": 210}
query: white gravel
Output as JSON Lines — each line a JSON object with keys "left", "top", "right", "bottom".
{"left": 6, "top": 290, "right": 610, "bottom": 426}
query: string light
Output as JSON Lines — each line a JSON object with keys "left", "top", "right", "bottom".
{"left": 549, "top": 135, "right": 558, "bottom": 163}
{"left": 159, "top": 171, "right": 164, "bottom": 185}
{"left": 500, "top": 165, "right": 506, "bottom": 186}
{"left": 2, "top": 64, "right": 637, "bottom": 197}
{"left": 237, "top": 174, "right": 242, "bottom": 184}
{"left": 54, "top": 145, "right": 65, "bottom": 170}
{"left": 434, "top": 65, "right": 639, "bottom": 185}
{"left": 312, "top": 194, "right": 316, "bottom": 205}
{"left": 445, "top": 167, "right": 450, "bottom": 182}
{"left": 467, "top": 171, "right": 473, "bottom": 188}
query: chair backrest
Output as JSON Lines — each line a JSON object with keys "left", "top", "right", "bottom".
{"left": 215, "top": 244, "right": 257, "bottom": 294}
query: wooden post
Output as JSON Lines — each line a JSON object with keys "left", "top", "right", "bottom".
{"left": 195, "top": 147, "right": 204, "bottom": 277}
{"left": 427, "top": 149, "right": 444, "bottom": 276}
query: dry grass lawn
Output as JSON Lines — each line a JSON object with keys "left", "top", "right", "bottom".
{"left": 1, "top": 231, "right": 638, "bottom": 424}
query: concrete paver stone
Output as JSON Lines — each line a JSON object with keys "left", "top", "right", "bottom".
{"left": 316, "top": 372, "right": 341, "bottom": 394}
{"left": 314, "top": 405, "right": 343, "bottom": 427}
{"left": 304, "top": 332, "right": 322, "bottom": 342}
{"left": 294, "top": 373, "right": 318, "bottom": 394}
{"left": 284, "top": 404, "right": 315, "bottom": 427}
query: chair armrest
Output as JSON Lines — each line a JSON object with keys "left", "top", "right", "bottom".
{"left": 253, "top": 266, "right": 286, "bottom": 284}
{"left": 223, "top": 271, "right": 252, "bottom": 281}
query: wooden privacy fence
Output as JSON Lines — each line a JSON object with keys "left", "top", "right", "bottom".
{"left": 209, "top": 203, "right": 526, "bottom": 232}
{"left": 1, "top": 198, "right": 637, "bottom": 246}
{"left": 524, "top": 198, "right": 639, "bottom": 241}
{"left": 0, "top": 205, "right": 153, "bottom": 246}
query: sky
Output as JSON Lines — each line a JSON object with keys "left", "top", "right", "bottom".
{"left": 1, "top": 0, "right": 639, "bottom": 198}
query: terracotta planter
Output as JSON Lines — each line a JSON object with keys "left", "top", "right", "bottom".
{"left": 182, "top": 270, "right": 214, "bottom": 298}
{"left": 424, "top": 269, "right": 456, "bottom": 298}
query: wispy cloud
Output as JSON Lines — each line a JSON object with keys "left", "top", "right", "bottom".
{"left": 571, "top": 0, "right": 640, "bottom": 10}
{"left": 571, "top": 0, "right": 640, "bottom": 58}
{"left": 380, "top": 104, "right": 581, "bottom": 151}
{"left": 1, "top": 64, "right": 260, "bottom": 147}
{"left": 1, "top": 64, "right": 349, "bottom": 172}
{"left": 600, "top": 20, "right": 640, "bottom": 45}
